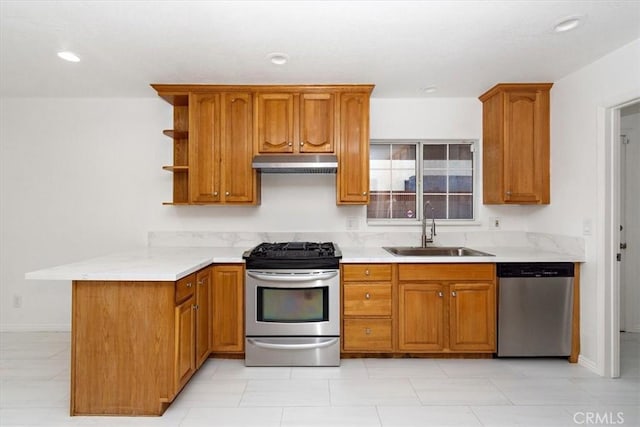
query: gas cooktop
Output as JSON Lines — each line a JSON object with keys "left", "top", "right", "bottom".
{"left": 243, "top": 241, "right": 342, "bottom": 270}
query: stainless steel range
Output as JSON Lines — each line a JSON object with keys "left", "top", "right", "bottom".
{"left": 243, "top": 242, "right": 341, "bottom": 367}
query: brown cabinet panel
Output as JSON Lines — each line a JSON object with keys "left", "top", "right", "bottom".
{"left": 255, "top": 93, "right": 295, "bottom": 153}
{"left": 342, "top": 264, "right": 392, "bottom": 282}
{"left": 398, "top": 263, "right": 495, "bottom": 282}
{"left": 343, "top": 283, "right": 392, "bottom": 316}
{"left": 479, "top": 83, "right": 552, "bottom": 204}
{"left": 396, "top": 264, "right": 496, "bottom": 353}
{"left": 343, "top": 319, "right": 392, "bottom": 351}
{"left": 189, "top": 93, "right": 221, "bottom": 203}
{"left": 398, "top": 283, "right": 445, "bottom": 351}
{"left": 299, "top": 92, "right": 335, "bottom": 153}
{"left": 337, "top": 92, "right": 370, "bottom": 204}
{"left": 195, "top": 267, "right": 212, "bottom": 368}
{"left": 175, "top": 273, "right": 196, "bottom": 304}
{"left": 175, "top": 296, "right": 196, "bottom": 392}
{"left": 449, "top": 283, "right": 496, "bottom": 351}
{"left": 211, "top": 264, "right": 244, "bottom": 353}
{"left": 222, "top": 93, "right": 257, "bottom": 203}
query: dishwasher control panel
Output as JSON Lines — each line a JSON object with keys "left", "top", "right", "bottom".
{"left": 497, "top": 262, "right": 574, "bottom": 278}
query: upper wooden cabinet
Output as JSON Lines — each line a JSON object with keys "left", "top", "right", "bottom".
{"left": 479, "top": 83, "right": 552, "bottom": 204}
{"left": 189, "top": 92, "right": 259, "bottom": 205}
{"left": 152, "top": 84, "right": 373, "bottom": 206}
{"left": 337, "top": 91, "right": 370, "bottom": 205}
{"left": 255, "top": 91, "right": 336, "bottom": 154}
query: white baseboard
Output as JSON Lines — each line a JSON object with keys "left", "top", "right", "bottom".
{"left": 578, "top": 354, "right": 600, "bottom": 375}
{"left": 0, "top": 324, "right": 71, "bottom": 332}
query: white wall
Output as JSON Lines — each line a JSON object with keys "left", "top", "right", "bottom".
{"left": 527, "top": 39, "right": 640, "bottom": 374}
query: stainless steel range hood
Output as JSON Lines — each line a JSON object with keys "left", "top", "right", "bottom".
{"left": 252, "top": 154, "right": 338, "bottom": 174}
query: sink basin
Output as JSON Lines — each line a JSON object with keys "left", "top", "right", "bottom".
{"left": 383, "top": 246, "right": 494, "bottom": 257}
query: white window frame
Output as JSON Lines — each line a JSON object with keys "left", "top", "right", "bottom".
{"left": 367, "top": 139, "right": 480, "bottom": 226}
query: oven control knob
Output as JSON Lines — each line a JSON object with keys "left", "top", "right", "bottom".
{"left": 365, "top": 292, "right": 371, "bottom": 300}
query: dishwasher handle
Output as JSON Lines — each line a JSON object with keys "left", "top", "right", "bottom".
{"left": 497, "top": 262, "right": 574, "bottom": 278}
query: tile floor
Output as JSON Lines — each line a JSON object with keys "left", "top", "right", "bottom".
{"left": 0, "top": 332, "right": 638, "bottom": 426}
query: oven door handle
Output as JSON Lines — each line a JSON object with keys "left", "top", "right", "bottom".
{"left": 247, "top": 270, "right": 338, "bottom": 282}
{"left": 247, "top": 337, "right": 339, "bottom": 350}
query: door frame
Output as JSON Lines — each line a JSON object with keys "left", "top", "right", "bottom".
{"left": 603, "top": 97, "right": 639, "bottom": 378}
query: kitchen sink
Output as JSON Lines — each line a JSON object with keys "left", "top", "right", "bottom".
{"left": 383, "top": 246, "right": 494, "bottom": 257}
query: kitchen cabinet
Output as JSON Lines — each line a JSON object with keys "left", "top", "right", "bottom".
{"left": 397, "top": 264, "right": 496, "bottom": 353}
{"left": 175, "top": 275, "right": 196, "bottom": 392}
{"left": 152, "top": 84, "right": 373, "bottom": 206}
{"left": 189, "top": 92, "right": 259, "bottom": 204}
{"left": 195, "top": 267, "right": 212, "bottom": 368}
{"left": 211, "top": 264, "right": 244, "bottom": 354}
{"left": 70, "top": 267, "right": 209, "bottom": 416}
{"left": 479, "top": 83, "right": 552, "bottom": 204}
{"left": 337, "top": 91, "right": 370, "bottom": 205}
{"left": 342, "top": 264, "right": 393, "bottom": 352}
{"left": 255, "top": 91, "right": 335, "bottom": 154}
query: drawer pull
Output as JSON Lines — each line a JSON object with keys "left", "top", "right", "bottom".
{"left": 451, "top": 291, "right": 457, "bottom": 297}
{"left": 365, "top": 328, "right": 372, "bottom": 335}
{"left": 186, "top": 282, "right": 193, "bottom": 288}
{"left": 364, "top": 269, "right": 370, "bottom": 276}
{"left": 365, "top": 292, "right": 371, "bottom": 300}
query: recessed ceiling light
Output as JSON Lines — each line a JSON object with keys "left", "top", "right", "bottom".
{"left": 422, "top": 86, "right": 437, "bottom": 94}
{"left": 57, "top": 51, "right": 80, "bottom": 62}
{"left": 554, "top": 16, "right": 582, "bottom": 33}
{"left": 267, "top": 52, "right": 289, "bottom": 65}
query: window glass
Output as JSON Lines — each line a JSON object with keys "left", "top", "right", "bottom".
{"left": 368, "top": 140, "right": 475, "bottom": 221}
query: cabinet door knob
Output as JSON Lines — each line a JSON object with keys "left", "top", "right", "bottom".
{"left": 300, "top": 141, "right": 305, "bottom": 146}
{"left": 186, "top": 282, "right": 193, "bottom": 288}
{"left": 362, "top": 191, "right": 368, "bottom": 196}
{"left": 193, "top": 304, "right": 198, "bottom": 310}
{"left": 365, "top": 328, "right": 372, "bottom": 335}
{"left": 438, "top": 291, "right": 443, "bottom": 297}
{"left": 288, "top": 142, "right": 293, "bottom": 146}
{"left": 365, "top": 292, "right": 371, "bottom": 300}
{"left": 225, "top": 191, "right": 230, "bottom": 196}
{"left": 451, "top": 291, "right": 457, "bottom": 297}
{"left": 364, "top": 269, "right": 370, "bottom": 276}
{"left": 198, "top": 280, "right": 203, "bottom": 285}
{"left": 213, "top": 191, "right": 218, "bottom": 196}
{"left": 506, "top": 191, "right": 512, "bottom": 196}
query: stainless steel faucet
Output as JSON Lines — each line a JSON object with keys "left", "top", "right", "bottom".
{"left": 421, "top": 201, "right": 436, "bottom": 247}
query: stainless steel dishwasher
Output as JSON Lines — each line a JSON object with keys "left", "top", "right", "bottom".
{"left": 497, "top": 263, "right": 574, "bottom": 357}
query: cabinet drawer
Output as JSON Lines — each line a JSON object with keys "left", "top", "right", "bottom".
{"left": 343, "top": 319, "right": 392, "bottom": 351}
{"left": 398, "top": 263, "right": 495, "bottom": 282}
{"left": 343, "top": 283, "right": 392, "bottom": 316}
{"left": 342, "top": 264, "right": 392, "bottom": 282}
{"left": 175, "top": 273, "right": 196, "bottom": 304}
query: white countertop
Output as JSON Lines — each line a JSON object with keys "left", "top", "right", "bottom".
{"left": 25, "top": 247, "right": 248, "bottom": 282}
{"left": 25, "top": 245, "right": 584, "bottom": 282}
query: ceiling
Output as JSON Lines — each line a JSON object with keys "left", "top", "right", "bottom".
{"left": 1, "top": 1, "right": 639, "bottom": 98}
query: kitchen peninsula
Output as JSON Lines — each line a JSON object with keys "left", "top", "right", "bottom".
{"left": 25, "top": 231, "right": 584, "bottom": 416}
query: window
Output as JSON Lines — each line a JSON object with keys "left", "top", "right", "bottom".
{"left": 368, "top": 140, "right": 476, "bottom": 222}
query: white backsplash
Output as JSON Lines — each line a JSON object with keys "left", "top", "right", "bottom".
{"left": 148, "top": 230, "right": 584, "bottom": 258}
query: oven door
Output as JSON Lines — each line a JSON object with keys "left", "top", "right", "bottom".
{"left": 245, "top": 269, "right": 340, "bottom": 337}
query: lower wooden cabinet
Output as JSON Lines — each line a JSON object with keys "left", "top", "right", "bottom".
{"left": 70, "top": 265, "right": 219, "bottom": 416}
{"left": 195, "top": 267, "right": 212, "bottom": 368}
{"left": 211, "top": 264, "right": 245, "bottom": 353}
{"left": 341, "top": 263, "right": 497, "bottom": 356}
{"left": 397, "top": 264, "right": 496, "bottom": 353}
{"left": 342, "top": 264, "right": 393, "bottom": 352}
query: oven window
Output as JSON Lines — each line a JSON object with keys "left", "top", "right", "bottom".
{"left": 257, "top": 286, "right": 329, "bottom": 322}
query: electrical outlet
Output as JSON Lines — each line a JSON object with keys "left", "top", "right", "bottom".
{"left": 346, "top": 216, "right": 359, "bottom": 230}
{"left": 490, "top": 217, "right": 501, "bottom": 229}
{"left": 13, "top": 294, "right": 22, "bottom": 308}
